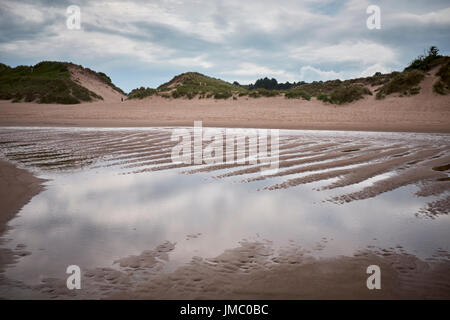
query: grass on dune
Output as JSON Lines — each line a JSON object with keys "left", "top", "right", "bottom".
{"left": 375, "top": 70, "right": 424, "bottom": 99}
{"left": 314, "top": 85, "right": 372, "bottom": 104}
{"left": 285, "top": 90, "right": 311, "bottom": 100}
{"left": 433, "top": 59, "right": 450, "bottom": 95}
{"left": 127, "top": 87, "right": 157, "bottom": 99}
{"left": 292, "top": 80, "right": 372, "bottom": 103}
{"left": 375, "top": 47, "right": 450, "bottom": 99}
{"left": 0, "top": 61, "right": 103, "bottom": 104}
{"left": 159, "top": 72, "right": 246, "bottom": 100}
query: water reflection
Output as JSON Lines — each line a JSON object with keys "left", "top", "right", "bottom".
{"left": 0, "top": 128, "right": 449, "bottom": 298}
{"left": 2, "top": 163, "right": 449, "bottom": 288}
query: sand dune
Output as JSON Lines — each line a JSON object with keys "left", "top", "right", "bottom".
{"left": 0, "top": 66, "right": 449, "bottom": 132}
{"left": 68, "top": 65, "right": 126, "bottom": 103}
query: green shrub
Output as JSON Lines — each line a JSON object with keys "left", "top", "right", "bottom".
{"left": 316, "top": 93, "right": 331, "bottom": 103}
{"left": 433, "top": 60, "right": 450, "bottom": 95}
{"left": 171, "top": 90, "right": 181, "bottom": 98}
{"left": 187, "top": 91, "right": 195, "bottom": 99}
{"left": 0, "top": 62, "right": 105, "bottom": 104}
{"left": 405, "top": 46, "right": 445, "bottom": 72}
{"left": 157, "top": 72, "right": 246, "bottom": 100}
{"left": 293, "top": 79, "right": 343, "bottom": 97}
{"left": 213, "top": 91, "right": 232, "bottom": 99}
{"left": 285, "top": 90, "right": 311, "bottom": 100}
{"left": 409, "top": 87, "right": 420, "bottom": 95}
{"left": 248, "top": 91, "right": 261, "bottom": 98}
{"left": 376, "top": 70, "right": 424, "bottom": 99}
{"left": 254, "top": 88, "right": 280, "bottom": 97}
{"left": 127, "top": 87, "right": 157, "bottom": 99}
{"left": 328, "top": 84, "right": 372, "bottom": 104}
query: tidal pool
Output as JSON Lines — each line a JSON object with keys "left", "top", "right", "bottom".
{"left": 0, "top": 127, "right": 449, "bottom": 298}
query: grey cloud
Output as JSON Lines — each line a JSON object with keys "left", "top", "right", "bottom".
{"left": 0, "top": 0, "right": 449, "bottom": 92}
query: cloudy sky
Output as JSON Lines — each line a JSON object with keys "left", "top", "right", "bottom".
{"left": 1, "top": 0, "right": 449, "bottom": 92}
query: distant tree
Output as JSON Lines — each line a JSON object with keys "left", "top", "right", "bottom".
{"left": 428, "top": 46, "right": 439, "bottom": 57}
{"left": 405, "top": 46, "right": 443, "bottom": 71}
{"left": 248, "top": 77, "right": 303, "bottom": 90}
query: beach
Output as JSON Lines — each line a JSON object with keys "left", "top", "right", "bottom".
{"left": 0, "top": 91, "right": 449, "bottom": 132}
{"left": 0, "top": 160, "right": 45, "bottom": 281}
{"left": 0, "top": 160, "right": 44, "bottom": 236}
{"left": 0, "top": 127, "right": 449, "bottom": 299}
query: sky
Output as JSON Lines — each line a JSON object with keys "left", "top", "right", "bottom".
{"left": 1, "top": 0, "right": 449, "bottom": 93}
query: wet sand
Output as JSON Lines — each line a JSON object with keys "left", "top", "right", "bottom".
{"left": 0, "top": 160, "right": 45, "bottom": 278}
{"left": 0, "top": 127, "right": 449, "bottom": 299}
{"left": 0, "top": 128, "right": 448, "bottom": 217}
{"left": 0, "top": 160, "right": 44, "bottom": 236}
{"left": 34, "top": 241, "right": 450, "bottom": 300}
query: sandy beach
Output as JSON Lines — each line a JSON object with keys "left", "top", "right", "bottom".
{"left": 0, "top": 160, "right": 44, "bottom": 236}
{"left": 2, "top": 56, "right": 448, "bottom": 133}
{"left": 0, "top": 92, "right": 449, "bottom": 133}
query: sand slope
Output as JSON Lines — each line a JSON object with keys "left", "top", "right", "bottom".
{"left": 68, "top": 65, "right": 125, "bottom": 103}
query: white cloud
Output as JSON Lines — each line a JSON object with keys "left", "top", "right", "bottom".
{"left": 0, "top": 29, "right": 174, "bottom": 64}
{"left": 1, "top": 0, "right": 449, "bottom": 92}
{"left": 168, "top": 55, "right": 214, "bottom": 69}
{"left": 299, "top": 63, "right": 393, "bottom": 82}
{"left": 391, "top": 7, "right": 450, "bottom": 26}
{"left": 2, "top": 2, "right": 49, "bottom": 23}
{"left": 359, "top": 63, "right": 392, "bottom": 77}
{"left": 299, "top": 66, "right": 346, "bottom": 82}
{"left": 223, "top": 63, "right": 285, "bottom": 76}
{"left": 221, "top": 63, "right": 297, "bottom": 82}
{"left": 290, "top": 41, "right": 398, "bottom": 65}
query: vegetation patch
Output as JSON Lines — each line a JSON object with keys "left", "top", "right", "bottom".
{"left": 375, "top": 70, "right": 425, "bottom": 99}
{"left": 404, "top": 46, "right": 446, "bottom": 72}
{"left": 0, "top": 61, "right": 105, "bottom": 104}
{"left": 316, "top": 93, "right": 331, "bottom": 103}
{"left": 156, "top": 72, "right": 245, "bottom": 100}
{"left": 329, "top": 85, "right": 372, "bottom": 104}
{"left": 213, "top": 92, "right": 232, "bottom": 99}
{"left": 285, "top": 90, "right": 311, "bottom": 100}
{"left": 242, "top": 77, "right": 304, "bottom": 90}
{"left": 251, "top": 88, "right": 280, "bottom": 97}
{"left": 127, "top": 87, "right": 157, "bottom": 99}
{"left": 433, "top": 60, "right": 450, "bottom": 95}
{"left": 312, "top": 84, "right": 371, "bottom": 104}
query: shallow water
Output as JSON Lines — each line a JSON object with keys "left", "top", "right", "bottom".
{"left": 0, "top": 127, "right": 449, "bottom": 298}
